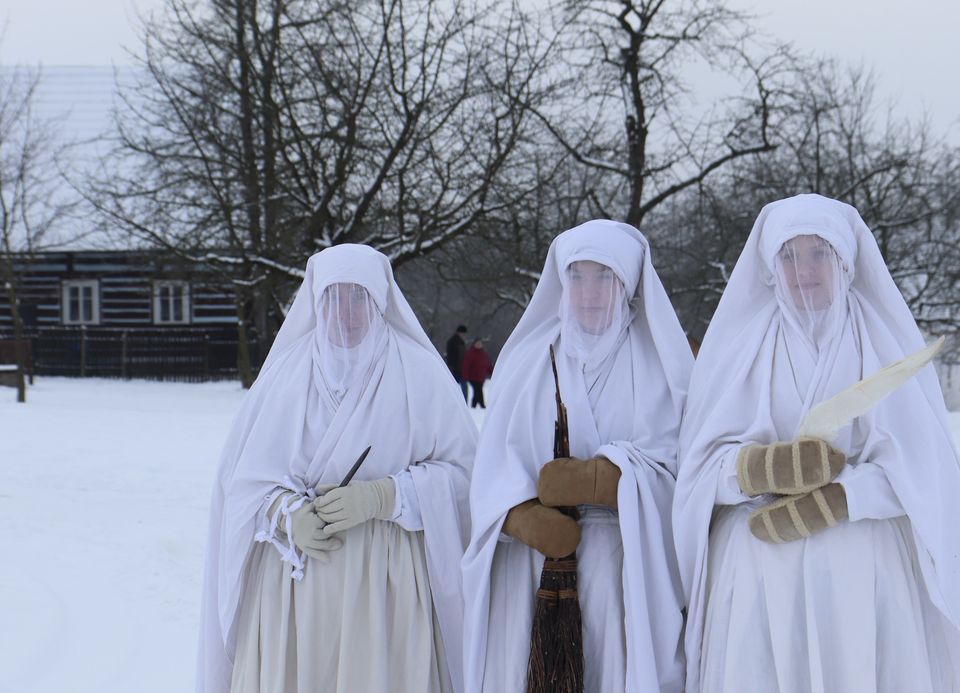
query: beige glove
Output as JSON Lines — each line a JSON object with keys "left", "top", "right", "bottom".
{"left": 502, "top": 498, "right": 581, "bottom": 558}
{"left": 538, "top": 455, "right": 621, "bottom": 509}
{"left": 737, "top": 438, "right": 845, "bottom": 497}
{"left": 290, "top": 502, "right": 344, "bottom": 560}
{"left": 315, "top": 477, "right": 396, "bottom": 536}
{"left": 267, "top": 486, "right": 342, "bottom": 561}
{"left": 749, "top": 483, "right": 849, "bottom": 543}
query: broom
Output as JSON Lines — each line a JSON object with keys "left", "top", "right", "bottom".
{"left": 526, "top": 345, "right": 584, "bottom": 693}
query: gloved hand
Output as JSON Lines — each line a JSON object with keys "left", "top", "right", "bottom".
{"left": 502, "top": 498, "right": 581, "bottom": 558}
{"left": 315, "top": 477, "right": 397, "bottom": 536}
{"left": 748, "top": 482, "right": 849, "bottom": 543}
{"left": 538, "top": 455, "right": 621, "bottom": 509}
{"left": 737, "top": 437, "right": 845, "bottom": 497}
{"left": 290, "top": 501, "right": 344, "bottom": 561}
{"left": 267, "top": 484, "right": 337, "bottom": 541}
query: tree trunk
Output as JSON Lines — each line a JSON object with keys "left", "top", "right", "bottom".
{"left": 235, "top": 290, "right": 255, "bottom": 389}
{"left": 2, "top": 260, "right": 28, "bottom": 401}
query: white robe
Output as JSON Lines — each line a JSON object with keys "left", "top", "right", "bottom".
{"left": 674, "top": 194, "right": 960, "bottom": 692}
{"left": 231, "top": 523, "right": 451, "bottom": 693}
{"left": 461, "top": 221, "right": 693, "bottom": 693}
{"left": 197, "top": 245, "right": 476, "bottom": 693}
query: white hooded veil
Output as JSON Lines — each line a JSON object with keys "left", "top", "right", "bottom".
{"left": 197, "top": 244, "right": 476, "bottom": 693}
{"left": 461, "top": 220, "right": 693, "bottom": 692}
{"left": 674, "top": 194, "right": 960, "bottom": 691}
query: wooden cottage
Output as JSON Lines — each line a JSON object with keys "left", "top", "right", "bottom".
{"left": 0, "top": 250, "right": 257, "bottom": 380}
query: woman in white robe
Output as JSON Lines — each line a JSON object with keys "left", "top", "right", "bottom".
{"left": 196, "top": 244, "right": 476, "bottom": 693}
{"left": 674, "top": 193, "right": 960, "bottom": 692}
{"left": 461, "top": 220, "right": 693, "bottom": 693}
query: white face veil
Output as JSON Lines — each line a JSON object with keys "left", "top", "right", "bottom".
{"left": 772, "top": 234, "right": 849, "bottom": 347}
{"left": 559, "top": 259, "right": 631, "bottom": 368}
{"left": 313, "top": 282, "right": 386, "bottom": 399}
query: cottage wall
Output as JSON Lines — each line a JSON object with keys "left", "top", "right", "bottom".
{"left": 0, "top": 251, "right": 235, "bottom": 327}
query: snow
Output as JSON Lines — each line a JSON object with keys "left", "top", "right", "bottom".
{"left": 0, "top": 378, "right": 245, "bottom": 693}
{"left": 0, "top": 377, "right": 956, "bottom": 692}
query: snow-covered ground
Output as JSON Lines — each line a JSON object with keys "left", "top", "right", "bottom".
{"left": 1, "top": 377, "right": 957, "bottom": 692}
{"left": 0, "top": 379, "right": 244, "bottom": 693}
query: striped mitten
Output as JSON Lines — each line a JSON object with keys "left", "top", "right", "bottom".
{"left": 737, "top": 437, "right": 845, "bottom": 497}
{"left": 748, "top": 483, "right": 849, "bottom": 543}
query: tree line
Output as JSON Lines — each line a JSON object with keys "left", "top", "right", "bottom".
{"left": 3, "top": 0, "right": 958, "bottom": 385}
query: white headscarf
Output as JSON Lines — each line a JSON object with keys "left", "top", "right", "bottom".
{"left": 674, "top": 193, "right": 960, "bottom": 691}
{"left": 462, "top": 220, "right": 693, "bottom": 692}
{"left": 197, "top": 244, "right": 476, "bottom": 693}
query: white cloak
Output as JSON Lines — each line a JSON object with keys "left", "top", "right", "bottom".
{"left": 196, "top": 245, "right": 476, "bottom": 693}
{"left": 461, "top": 220, "right": 693, "bottom": 693}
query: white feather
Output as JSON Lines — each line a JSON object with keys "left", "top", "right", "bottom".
{"left": 797, "top": 336, "right": 945, "bottom": 442}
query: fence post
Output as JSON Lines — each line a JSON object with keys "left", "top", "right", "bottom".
{"left": 203, "top": 334, "right": 210, "bottom": 381}
{"left": 26, "top": 337, "right": 34, "bottom": 385}
{"left": 80, "top": 326, "right": 87, "bottom": 378}
{"left": 121, "top": 330, "right": 129, "bottom": 380}
{"left": 16, "top": 364, "right": 25, "bottom": 403}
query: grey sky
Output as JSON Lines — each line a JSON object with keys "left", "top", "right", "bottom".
{"left": 727, "top": 0, "right": 959, "bottom": 139}
{"left": 2, "top": 0, "right": 957, "bottom": 139}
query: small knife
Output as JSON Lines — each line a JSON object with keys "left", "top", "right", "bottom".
{"left": 338, "top": 445, "right": 373, "bottom": 487}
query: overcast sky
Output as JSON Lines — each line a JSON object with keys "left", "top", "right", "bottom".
{"left": 1, "top": 0, "right": 958, "bottom": 139}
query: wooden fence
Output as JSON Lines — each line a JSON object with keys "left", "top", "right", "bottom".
{"left": 0, "top": 327, "right": 261, "bottom": 382}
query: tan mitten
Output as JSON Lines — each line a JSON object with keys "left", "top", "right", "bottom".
{"left": 749, "top": 483, "right": 849, "bottom": 543}
{"left": 502, "top": 499, "right": 581, "bottom": 558}
{"left": 737, "top": 438, "right": 845, "bottom": 497}
{"left": 538, "top": 456, "right": 622, "bottom": 508}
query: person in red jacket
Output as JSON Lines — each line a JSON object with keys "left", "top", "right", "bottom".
{"left": 462, "top": 338, "right": 494, "bottom": 408}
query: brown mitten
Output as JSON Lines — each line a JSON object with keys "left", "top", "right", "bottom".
{"left": 538, "top": 456, "right": 622, "bottom": 509}
{"left": 502, "top": 499, "right": 581, "bottom": 558}
{"left": 737, "top": 438, "right": 845, "bottom": 497}
{"left": 748, "top": 483, "right": 849, "bottom": 543}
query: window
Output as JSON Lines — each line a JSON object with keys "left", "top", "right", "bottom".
{"left": 62, "top": 280, "right": 100, "bottom": 325}
{"left": 154, "top": 281, "right": 191, "bottom": 324}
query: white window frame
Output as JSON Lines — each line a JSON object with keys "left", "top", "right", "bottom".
{"left": 153, "top": 281, "right": 191, "bottom": 325}
{"left": 61, "top": 280, "right": 100, "bottom": 325}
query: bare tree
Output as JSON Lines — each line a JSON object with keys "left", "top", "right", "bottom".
{"left": 651, "top": 60, "right": 960, "bottom": 339}
{"left": 523, "top": 0, "right": 794, "bottom": 228}
{"left": 0, "top": 65, "right": 76, "bottom": 394}
{"left": 448, "top": 0, "right": 798, "bottom": 316}
{"left": 87, "top": 0, "right": 545, "bottom": 384}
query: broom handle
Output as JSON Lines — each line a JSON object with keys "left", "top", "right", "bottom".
{"left": 549, "top": 345, "right": 570, "bottom": 458}
{"left": 549, "top": 346, "right": 576, "bottom": 528}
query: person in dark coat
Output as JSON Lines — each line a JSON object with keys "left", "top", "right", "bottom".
{"left": 445, "top": 325, "right": 468, "bottom": 401}
{"left": 462, "top": 338, "right": 494, "bottom": 408}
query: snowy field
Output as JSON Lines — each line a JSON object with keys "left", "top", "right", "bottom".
{"left": 0, "top": 377, "right": 957, "bottom": 693}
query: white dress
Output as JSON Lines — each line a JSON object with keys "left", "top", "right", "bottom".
{"left": 197, "top": 246, "right": 475, "bottom": 693}
{"left": 674, "top": 195, "right": 960, "bottom": 693}
{"left": 231, "top": 519, "right": 452, "bottom": 693}
{"left": 701, "top": 502, "right": 959, "bottom": 692}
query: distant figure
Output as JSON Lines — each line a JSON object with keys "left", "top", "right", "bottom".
{"left": 446, "top": 325, "right": 468, "bottom": 400}
{"left": 462, "top": 338, "right": 493, "bottom": 408}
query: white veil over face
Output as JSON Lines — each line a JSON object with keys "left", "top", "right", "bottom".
{"left": 559, "top": 259, "right": 630, "bottom": 368}
{"left": 772, "top": 234, "right": 849, "bottom": 348}
{"left": 313, "top": 282, "right": 386, "bottom": 399}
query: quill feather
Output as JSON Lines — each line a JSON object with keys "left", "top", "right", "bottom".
{"left": 797, "top": 336, "right": 945, "bottom": 442}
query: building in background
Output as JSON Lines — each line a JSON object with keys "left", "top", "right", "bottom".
{"left": 0, "top": 249, "right": 256, "bottom": 380}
